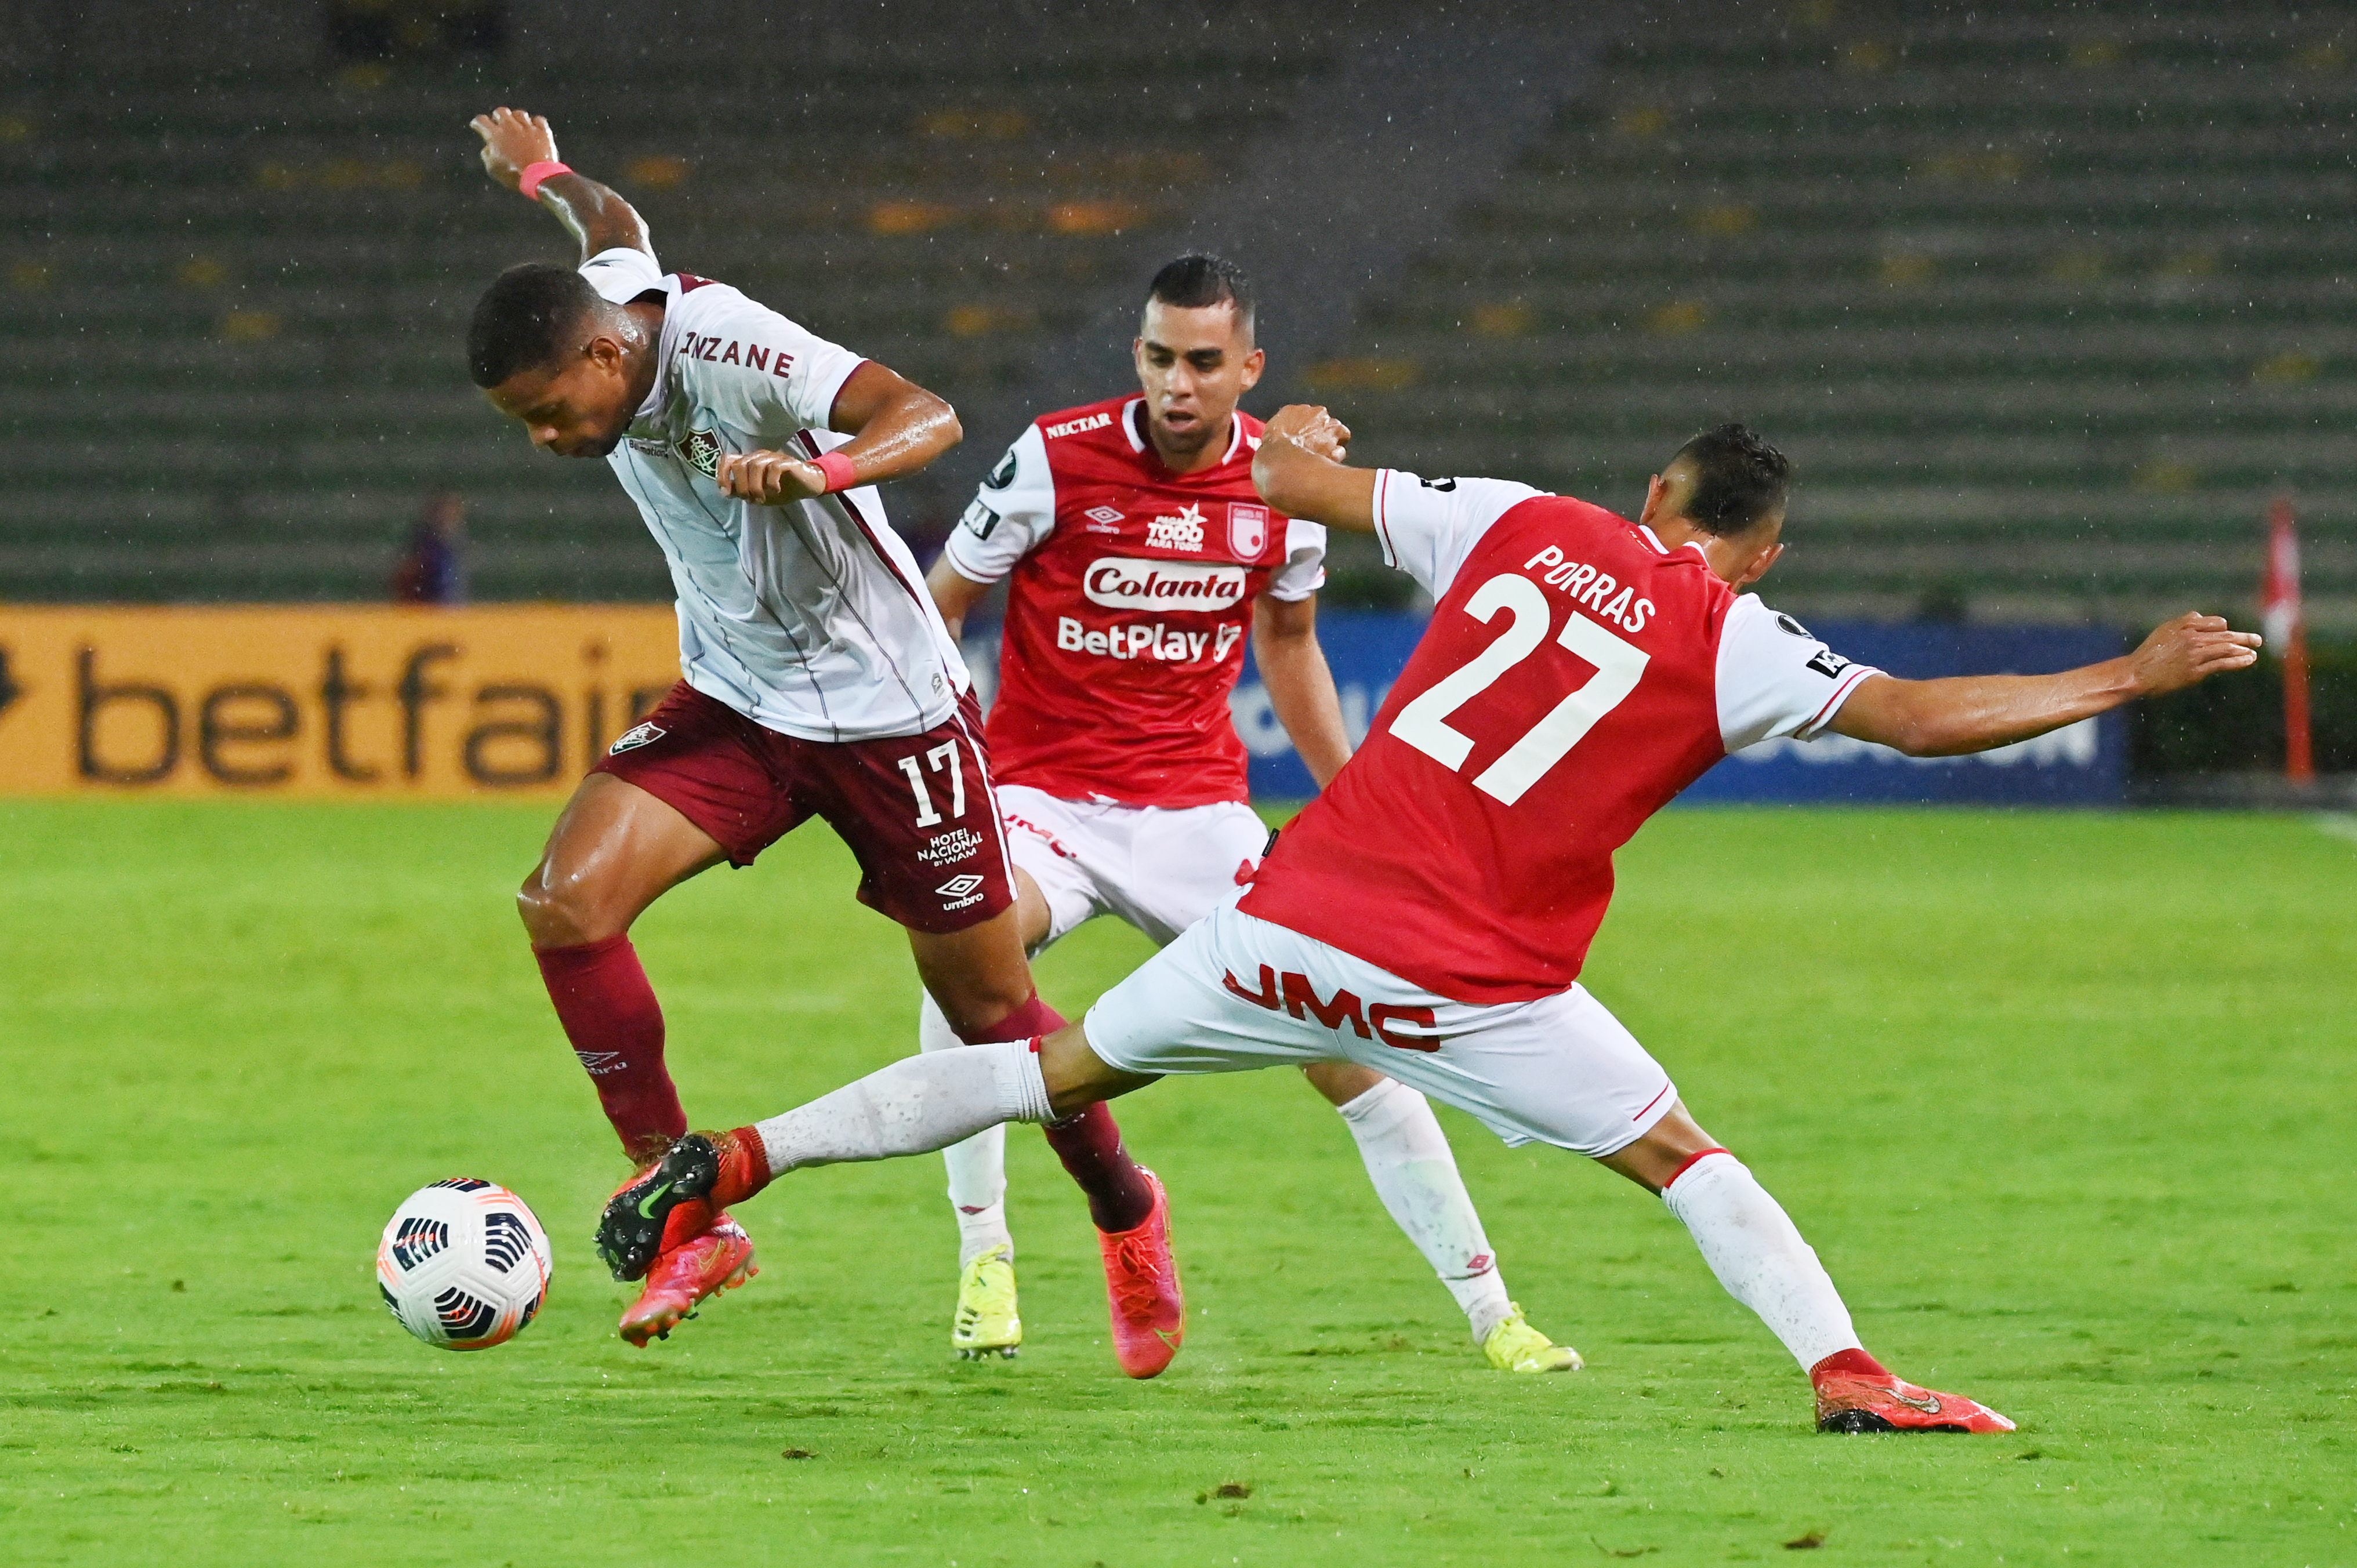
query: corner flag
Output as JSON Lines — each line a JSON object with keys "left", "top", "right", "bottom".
{"left": 2261, "top": 495, "right": 2313, "bottom": 785}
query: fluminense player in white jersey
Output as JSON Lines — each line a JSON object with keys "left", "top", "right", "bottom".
{"left": 918, "top": 255, "right": 1576, "bottom": 1373}
{"left": 464, "top": 108, "right": 1185, "bottom": 1370}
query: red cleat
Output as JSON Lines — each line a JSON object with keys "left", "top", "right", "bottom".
{"left": 618, "top": 1214, "right": 757, "bottom": 1347}
{"left": 1814, "top": 1362, "right": 2015, "bottom": 1433}
{"left": 1098, "top": 1168, "right": 1183, "bottom": 1378}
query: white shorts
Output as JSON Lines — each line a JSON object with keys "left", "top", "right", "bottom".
{"left": 1083, "top": 903, "right": 1678, "bottom": 1157}
{"left": 996, "top": 784, "right": 1270, "bottom": 950}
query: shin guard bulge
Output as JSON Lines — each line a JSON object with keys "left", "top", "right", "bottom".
{"left": 956, "top": 992, "right": 1156, "bottom": 1235}
{"left": 752, "top": 1042, "right": 1054, "bottom": 1177}
{"left": 921, "top": 989, "right": 1013, "bottom": 1266}
{"left": 535, "top": 935, "right": 685, "bottom": 1166}
{"left": 1660, "top": 1149, "right": 1863, "bottom": 1371}
{"left": 1337, "top": 1079, "right": 1513, "bottom": 1341}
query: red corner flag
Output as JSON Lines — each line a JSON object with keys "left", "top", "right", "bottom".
{"left": 2262, "top": 495, "right": 2314, "bottom": 785}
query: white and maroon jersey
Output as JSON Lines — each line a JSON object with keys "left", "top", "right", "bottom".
{"left": 942, "top": 396, "right": 1326, "bottom": 808}
{"left": 1240, "top": 473, "right": 1880, "bottom": 1004}
{"left": 579, "top": 246, "right": 967, "bottom": 743}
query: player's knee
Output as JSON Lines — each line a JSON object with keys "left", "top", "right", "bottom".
{"left": 938, "top": 978, "right": 1043, "bottom": 1041}
{"left": 516, "top": 860, "right": 611, "bottom": 948}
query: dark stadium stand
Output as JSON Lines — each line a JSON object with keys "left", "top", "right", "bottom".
{"left": 1314, "top": 2, "right": 2357, "bottom": 628}
{"left": 3, "top": 1, "right": 2351, "bottom": 631}
{"left": 0, "top": 1, "right": 1337, "bottom": 601}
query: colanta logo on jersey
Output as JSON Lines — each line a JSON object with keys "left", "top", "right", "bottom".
{"left": 675, "top": 429, "right": 723, "bottom": 479}
{"left": 1083, "top": 557, "right": 1249, "bottom": 611}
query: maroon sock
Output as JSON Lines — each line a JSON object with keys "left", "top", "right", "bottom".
{"left": 534, "top": 935, "right": 686, "bottom": 1167}
{"left": 1810, "top": 1348, "right": 1891, "bottom": 1381}
{"left": 956, "top": 992, "right": 1155, "bottom": 1234}
{"left": 1039, "top": 1102, "right": 1155, "bottom": 1233}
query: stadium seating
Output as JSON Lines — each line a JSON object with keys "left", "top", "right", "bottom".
{"left": 1311, "top": 1, "right": 2357, "bottom": 627}
{"left": 0, "top": 0, "right": 1336, "bottom": 600}
{"left": 6, "top": 1, "right": 2351, "bottom": 629}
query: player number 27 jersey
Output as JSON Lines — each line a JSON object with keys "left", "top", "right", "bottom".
{"left": 1239, "top": 473, "right": 1880, "bottom": 1006}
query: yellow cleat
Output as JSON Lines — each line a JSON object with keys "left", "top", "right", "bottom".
{"left": 1482, "top": 1303, "right": 1582, "bottom": 1373}
{"left": 951, "top": 1243, "right": 1021, "bottom": 1360}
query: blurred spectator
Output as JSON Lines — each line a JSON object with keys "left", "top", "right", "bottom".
{"left": 391, "top": 491, "right": 469, "bottom": 605}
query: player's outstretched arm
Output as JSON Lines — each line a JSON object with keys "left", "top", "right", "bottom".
{"left": 470, "top": 107, "right": 650, "bottom": 262}
{"left": 1252, "top": 405, "right": 1376, "bottom": 533}
{"left": 1830, "top": 612, "right": 2261, "bottom": 757}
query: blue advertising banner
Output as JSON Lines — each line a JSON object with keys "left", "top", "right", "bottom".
{"left": 1216, "top": 614, "right": 2128, "bottom": 807}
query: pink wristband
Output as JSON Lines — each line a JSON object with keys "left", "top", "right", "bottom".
{"left": 813, "top": 451, "right": 859, "bottom": 493}
{"left": 517, "top": 160, "right": 571, "bottom": 201}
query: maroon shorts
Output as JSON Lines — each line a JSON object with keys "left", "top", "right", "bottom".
{"left": 592, "top": 682, "right": 1016, "bottom": 934}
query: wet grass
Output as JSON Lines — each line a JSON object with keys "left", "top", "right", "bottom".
{"left": 1, "top": 801, "right": 2352, "bottom": 1565}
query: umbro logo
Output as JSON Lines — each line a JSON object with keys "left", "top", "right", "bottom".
{"left": 574, "top": 1051, "right": 624, "bottom": 1075}
{"left": 936, "top": 872, "right": 989, "bottom": 912}
{"left": 1085, "top": 506, "right": 1124, "bottom": 525}
{"left": 608, "top": 722, "right": 666, "bottom": 756}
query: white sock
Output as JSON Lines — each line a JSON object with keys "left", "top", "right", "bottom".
{"left": 1336, "top": 1079, "right": 1515, "bottom": 1344}
{"left": 920, "top": 990, "right": 1012, "bottom": 1267}
{"left": 1659, "top": 1150, "right": 1861, "bottom": 1370}
{"left": 753, "top": 1041, "right": 1054, "bottom": 1177}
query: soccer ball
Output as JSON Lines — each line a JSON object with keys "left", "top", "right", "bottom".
{"left": 376, "top": 1179, "right": 553, "bottom": 1351}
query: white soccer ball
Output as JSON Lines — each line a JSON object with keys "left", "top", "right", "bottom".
{"left": 375, "top": 1178, "right": 553, "bottom": 1351}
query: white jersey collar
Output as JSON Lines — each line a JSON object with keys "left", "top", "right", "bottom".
{"left": 1637, "top": 522, "right": 1711, "bottom": 562}
{"left": 632, "top": 275, "right": 685, "bottom": 423}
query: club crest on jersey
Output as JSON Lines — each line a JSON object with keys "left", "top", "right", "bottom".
{"left": 608, "top": 721, "right": 666, "bottom": 756}
{"left": 1145, "top": 504, "right": 1207, "bottom": 553}
{"left": 1228, "top": 502, "right": 1270, "bottom": 557}
{"left": 675, "top": 427, "right": 723, "bottom": 479}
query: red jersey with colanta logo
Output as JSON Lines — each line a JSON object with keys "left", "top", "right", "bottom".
{"left": 941, "top": 395, "right": 1328, "bottom": 808}
{"left": 1238, "top": 471, "right": 1883, "bottom": 1004}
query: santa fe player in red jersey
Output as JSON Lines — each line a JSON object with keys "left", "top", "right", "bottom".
{"left": 920, "top": 256, "right": 1574, "bottom": 1373}
{"left": 462, "top": 108, "right": 1178, "bottom": 1366}
{"left": 599, "top": 409, "right": 2258, "bottom": 1429}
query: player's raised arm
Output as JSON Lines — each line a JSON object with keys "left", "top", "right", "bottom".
{"left": 1830, "top": 611, "right": 2260, "bottom": 757}
{"left": 471, "top": 107, "right": 650, "bottom": 262}
{"left": 1252, "top": 405, "right": 1375, "bottom": 532}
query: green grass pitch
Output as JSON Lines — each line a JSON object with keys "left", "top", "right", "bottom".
{"left": 1, "top": 801, "right": 2352, "bottom": 1566}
